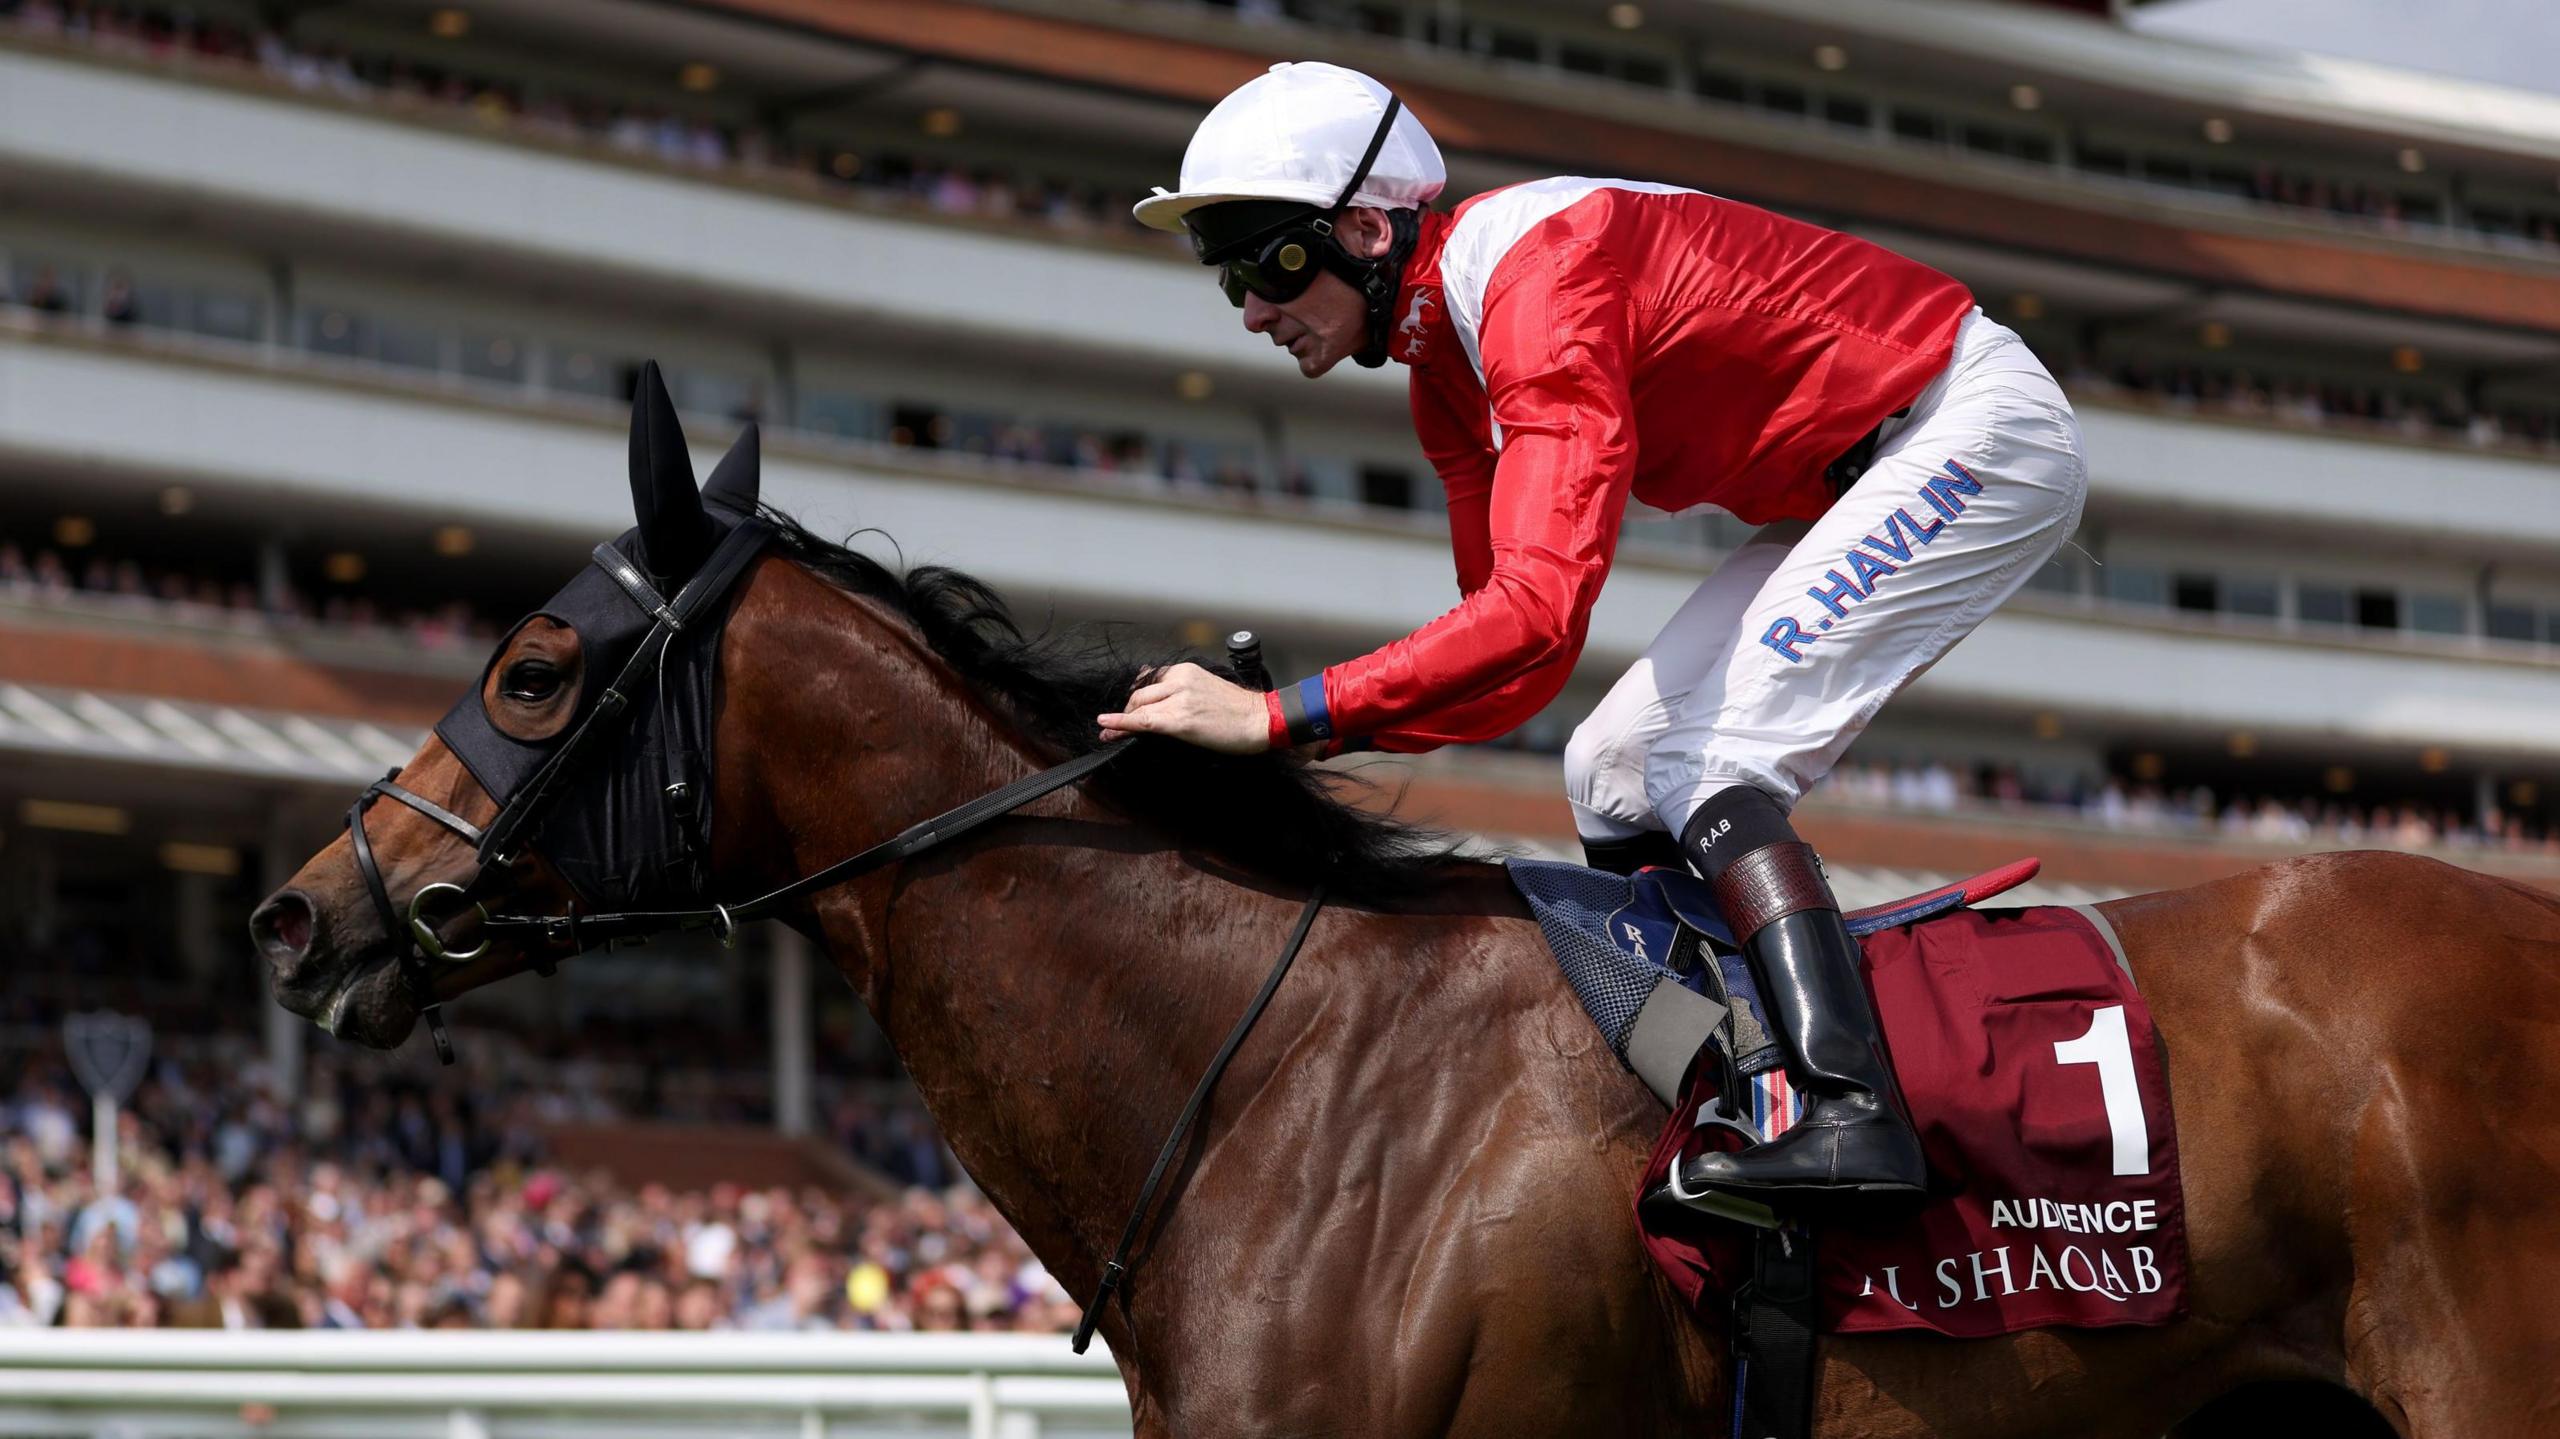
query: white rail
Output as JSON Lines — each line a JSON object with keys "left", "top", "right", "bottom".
{"left": 0, "top": 1331, "right": 1132, "bottom": 1439}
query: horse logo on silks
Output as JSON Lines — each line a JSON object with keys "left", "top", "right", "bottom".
{"left": 63, "top": 1011, "right": 151, "bottom": 1104}
{"left": 1399, "top": 286, "right": 1437, "bottom": 360}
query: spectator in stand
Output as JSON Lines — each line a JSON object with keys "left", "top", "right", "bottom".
{"left": 21, "top": 265, "right": 68, "bottom": 315}
{"left": 100, "top": 269, "right": 137, "bottom": 326}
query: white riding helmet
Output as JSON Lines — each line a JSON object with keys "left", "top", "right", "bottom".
{"left": 1133, "top": 61, "right": 1446, "bottom": 232}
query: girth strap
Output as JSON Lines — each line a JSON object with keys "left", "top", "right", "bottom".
{"left": 1073, "top": 884, "right": 1327, "bottom": 1354}
{"left": 1734, "top": 1223, "right": 1820, "bottom": 1439}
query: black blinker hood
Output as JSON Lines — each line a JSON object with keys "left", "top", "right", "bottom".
{"left": 434, "top": 362, "right": 765, "bottom": 911}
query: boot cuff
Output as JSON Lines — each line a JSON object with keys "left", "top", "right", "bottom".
{"left": 1710, "top": 842, "right": 1838, "bottom": 941}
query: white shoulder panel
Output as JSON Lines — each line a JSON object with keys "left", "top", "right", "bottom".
{"left": 1438, "top": 177, "right": 1700, "bottom": 389}
{"left": 1437, "top": 178, "right": 1697, "bottom": 449}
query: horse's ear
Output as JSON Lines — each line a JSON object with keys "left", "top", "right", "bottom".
{"left": 627, "top": 360, "right": 712, "bottom": 576}
{"left": 702, "top": 422, "right": 761, "bottom": 517}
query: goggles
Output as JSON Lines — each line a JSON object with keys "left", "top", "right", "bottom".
{"left": 1209, "top": 222, "right": 1331, "bottom": 308}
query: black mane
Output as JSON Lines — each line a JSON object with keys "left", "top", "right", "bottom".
{"left": 757, "top": 509, "right": 1474, "bottom": 901}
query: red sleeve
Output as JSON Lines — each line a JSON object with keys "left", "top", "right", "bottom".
{"left": 1410, "top": 353, "right": 1498, "bottom": 596}
{"left": 1321, "top": 238, "right": 1637, "bottom": 751}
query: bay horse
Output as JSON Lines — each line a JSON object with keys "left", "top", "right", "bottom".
{"left": 250, "top": 401, "right": 2560, "bottom": 1438}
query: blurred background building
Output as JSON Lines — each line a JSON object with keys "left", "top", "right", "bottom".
{"left": 2, "top": 0, "right": 2557, "bottom": 1344}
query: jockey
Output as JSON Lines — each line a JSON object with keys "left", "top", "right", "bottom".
{"left": 1102, "top": 62, "right": 2088, "bottom": 1206}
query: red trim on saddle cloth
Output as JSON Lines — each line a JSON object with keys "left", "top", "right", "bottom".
{"left": 1638, "top": 905, "right": 2189, "bottom": 1339}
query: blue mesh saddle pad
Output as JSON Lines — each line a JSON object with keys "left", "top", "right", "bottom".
{"left": 1504, "top": 858, "right": 1781, "bottom": 1075}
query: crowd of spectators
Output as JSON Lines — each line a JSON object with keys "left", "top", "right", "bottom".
{"left": 0, "top": 1031, "right": 1070, "bottom": 1332}
{"left": 2228, "top": 162, "right": 2560, "bottom": 249}
{"left": 0, "top": 540, "right": 502, "bottom": 651}
{"left": 1819, "top": 755, "right": 2558, "bottom": 855}
{"left": 23, "top": 0, "right": 2560, "bottom": 268}
{"left": 879, "top": 404, "right": 1325, "bottom": 501}
{"left": 2, "top": 0, "right": 1168, "bottom": 245}
{"left": 2238, "top": 164, "right": 2426, "bottom": 232}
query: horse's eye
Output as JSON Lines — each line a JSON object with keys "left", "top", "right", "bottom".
{"left": 500, "top": 660, "right": 561, "bottom": 703}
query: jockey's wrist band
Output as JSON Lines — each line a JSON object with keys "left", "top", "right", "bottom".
{"left": 1274, "top": 675, "right": 1336, "bottom": 747}
{"left": 1264, "top": 691, "right": 1290, "bottom": 751}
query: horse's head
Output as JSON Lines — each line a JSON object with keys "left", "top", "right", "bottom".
{"left": 249, "top": 362, "right": 766, "bottom": 1052}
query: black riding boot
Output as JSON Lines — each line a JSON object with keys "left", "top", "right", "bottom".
{"left": 1653, "top": 789, "right": 1925, "bottom": 1205}
{"left": 1581, "top": 830, "right": 1684, "bottom": 877}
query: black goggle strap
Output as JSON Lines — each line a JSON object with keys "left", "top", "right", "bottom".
{"left": 475, "top": 520, "right": 771, "bottom": 868}
{"left": 1327, "top": 92, "right": 1402, "bottom": 215}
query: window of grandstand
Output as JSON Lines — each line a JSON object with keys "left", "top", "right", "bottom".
{"left": 2410, "top": 594, "right": 2470, "bottom": 636}
{"left": 2103, "top": 565, "right": 2167, "bottom": 609}
{"left": 547, "top": 345, "right": 636, "bottom": 402}
{"left": 0, "top": 477, "right": 550, "bottom": 651}
{"left": 460, "top": 331, "right": 528, "bottom": 387}
{"left": 2485, "top": 601, "right": 2560, "bottom": 646}
{"left": 99, "top": 269, "right": 267, "bottom": 343}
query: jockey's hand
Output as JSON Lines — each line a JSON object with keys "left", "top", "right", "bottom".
{"left": 1098, "top": 663, "right": 1271, "bottom": 754}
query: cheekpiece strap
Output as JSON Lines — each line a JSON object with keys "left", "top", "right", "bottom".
{"left": 593, "top": 542, "right": 682, "bottom": 629}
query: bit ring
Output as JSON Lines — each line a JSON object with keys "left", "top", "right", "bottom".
{"left": 408, "top": 882, "right": 491, "bottom": 962}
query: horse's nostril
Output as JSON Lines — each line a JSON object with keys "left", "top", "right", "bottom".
{"left": 253, "top": 892, "right": 315, "bottom": 959}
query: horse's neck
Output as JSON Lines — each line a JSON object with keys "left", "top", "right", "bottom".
{"left": 851, "top": 836, "right": 1282, "bottom": 1285}
{"left": 732, "top": 590, "right": 1301, "bottom": 1331}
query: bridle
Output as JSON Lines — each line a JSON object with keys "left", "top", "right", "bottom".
{"left": 345, "top": 516, "right": 1146, "bottom": 1061}
{"left": 346, "top": 517, "right": 769, "bottom": 1061}
{"left": 340, "top": 521, "right": 1325, "bottom": 1352}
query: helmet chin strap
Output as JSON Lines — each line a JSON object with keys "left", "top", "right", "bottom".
{"left": 1341, "top": 206, "right": 1422, "bottom": 370}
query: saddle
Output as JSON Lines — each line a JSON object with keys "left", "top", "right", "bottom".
{"left": 1510, "top": 855, "right": 2043, "bottom": 1116}
{"left": 1509, "top": 856, "right": 2182, "bottom": 1439}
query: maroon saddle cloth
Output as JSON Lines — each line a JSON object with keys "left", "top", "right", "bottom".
{"left": 1638, "top": 903, "right": 2190, "bottom": 1339}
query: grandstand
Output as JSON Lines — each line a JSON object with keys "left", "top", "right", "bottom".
{"left": 2, "top": 0, "right": 2558, "bottom": 1424}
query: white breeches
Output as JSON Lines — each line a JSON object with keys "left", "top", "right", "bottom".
{"left": 1565, "top": 309, "right": 2088, "bottom": 842}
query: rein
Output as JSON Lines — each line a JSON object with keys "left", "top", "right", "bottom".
{"left": 479, "top": 741, "right": 1128, "bottom": 952}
